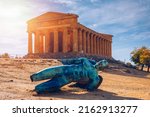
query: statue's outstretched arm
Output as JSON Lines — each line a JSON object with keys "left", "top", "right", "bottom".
{"left": 59, "top": 58, "right": 86, "bottom": 65}
{"left": 59, "top": 57, "right": 96, "bottom": 65}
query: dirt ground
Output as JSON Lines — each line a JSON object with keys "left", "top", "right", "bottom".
{"left": 0, "top": 58, "right": 150, "bottom": 100}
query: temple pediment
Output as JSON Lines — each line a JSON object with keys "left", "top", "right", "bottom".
{"left": 28, "top": 12, "right": 78, "bottom": 23}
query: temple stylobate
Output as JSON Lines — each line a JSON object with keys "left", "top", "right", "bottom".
{"left": 27, "top": 12, "right": 113, "bottom": 58}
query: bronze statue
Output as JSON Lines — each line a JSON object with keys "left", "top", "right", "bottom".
{"left": 30, "top": 57, "right": 108, "bottom": 94}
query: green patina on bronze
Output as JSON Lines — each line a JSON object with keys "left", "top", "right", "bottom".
{"left": 30, "top": 57, "right": 108, "bottom": 94}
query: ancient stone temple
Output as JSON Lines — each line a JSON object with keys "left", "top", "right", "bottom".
{"left": 27, "top": 12, "right": 113, "bottom": 58}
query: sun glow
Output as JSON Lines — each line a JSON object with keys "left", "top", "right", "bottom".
{"left": 0, "top": 7, "right": 22, "bottom": 18}
{"left": 0, "top": 1, "right": 30, "bottom": 55}
{"left": 0, "top": 3, "right": 29, "bottom": 33}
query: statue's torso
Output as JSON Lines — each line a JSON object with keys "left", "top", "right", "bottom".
{"left": 61, "top": 62, "right": 98, "bottom": 82}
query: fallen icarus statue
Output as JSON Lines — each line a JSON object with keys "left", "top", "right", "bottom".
{"left": 30, "top": 57, "right": 108, "bottom": 94}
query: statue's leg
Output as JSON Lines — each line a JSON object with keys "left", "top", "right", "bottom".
{"left": 87, "top": 75, "right": 103, "bottom": 91}
{"left": 71, "top": 75, "right": 103, "bottom": 90}
{"left": 69, "top": 81, "right": 89, "bottom": 89}
{"left": 30, "top": 66, "right": 65, "bottom": 82}
{"left": 35, "top": 76, "right": 71, "bottom": 94}
{"left": 95, "top": 75, "right": 103, "bottom": 89}
{"left": 74, "top": 82, "right": 88, "bottom": 89}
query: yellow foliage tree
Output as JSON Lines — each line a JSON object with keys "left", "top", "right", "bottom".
{"left": 140, "top": 49, "right": 150, "bottom": 72}
{"left": 131, "top": 47, "right": 150, "bottom": 72}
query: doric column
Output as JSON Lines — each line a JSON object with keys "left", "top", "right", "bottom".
{"left": 99, "top": 38, "right": 102, "bottom": 55}
{"left": 96, "top": 37, "right": 99, "bottom": 55}
{"left": 78, "top": 29, "right": 82, "bottom": 52}
{"left": 45, "top": 31, "right": 50, "bottom": 53}
{"left": 102, "top": 39, "right": 104, "bottom": 56}
{"left": 97, "top": 38, "right": 99, "bottom": 55}
{"left": 103, "top": 39, "right": 106, "bottom": 57}
{"left": 39, "top": 34, "right": 44, "bottom": 53}
{"left": 87, "top": 32, "right": 90, "bottom": 54}
{"left": 95, "top": 36, "right": 97, "bottom": 55}
{"left": 63, "top": 28, "right": 68, "bottom": 53}
{"left": 89, "top": 33, "right": 92, "bottom": 54}
{"left": 108, "top": 41, "right": 110, "bottom": 57}
{"left": 91, "top": 34, "right": 94, "bottom": 54}
{"left": 67, "top": 30, "right": 71, "bottom": 52}
{"left": 101, "top": 38, "right": 104, "bottom": 56}
{"left": 73, "top": 28, "right": 78, "bottom": 52}
{"left": 104, "top": 39, "right": 107, "bottom": 57}
{"left": 106, "top": 40, "right": 108, "bottom": 57}
{"left": 110, "top": 41, "right": 112, "bottom": 57}
{"left": 105, "top": 40, "right": 107, "bottom": 57}
{"left": 83, "top": 30, "right": 86, "bottom": 53}
{"left": 28, "top": 32, "right": 32, "bottom": 54}
{"left": 93, "top": 35, "right": 97, "bottom": 55}
{"left": 98, "top": 37, "right": 100, "bottom": 55}
{"left": 34, "top": 32, "right": 40, "bottom": 54}
{"left": 99, "top": 38, "right": 102, "bottom": 56}
{"left": 54, "top": 30, "right": 58, "bottom": 53}
{"left": 92, "top": 35, "right": 95, "bottom": 55}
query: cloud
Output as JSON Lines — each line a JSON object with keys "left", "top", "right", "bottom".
{"left": 48, "top": 0, "right": 77, "bottom": 5}
{"left": 94, "top": 2, "right": 146, "bottom": 25}
{"left": 124, "top": 31, "right": 150, "bottom": 41}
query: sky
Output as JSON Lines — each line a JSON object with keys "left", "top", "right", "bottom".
{"left": 0, "top": 0, "right": 150, "bottom": 62}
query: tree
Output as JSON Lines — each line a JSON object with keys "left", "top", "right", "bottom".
{"left": 0, "top": 53, "right": 10, "bottom": 58}
{"left": 140, "top": 49, "right": 150, "bottom": 72}
{"left": 130, "top": 47, "right": 147, "bottom": 71}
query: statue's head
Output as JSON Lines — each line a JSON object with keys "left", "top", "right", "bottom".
{"left": 94, "top": 60, "right": 108, "bottom": 70}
